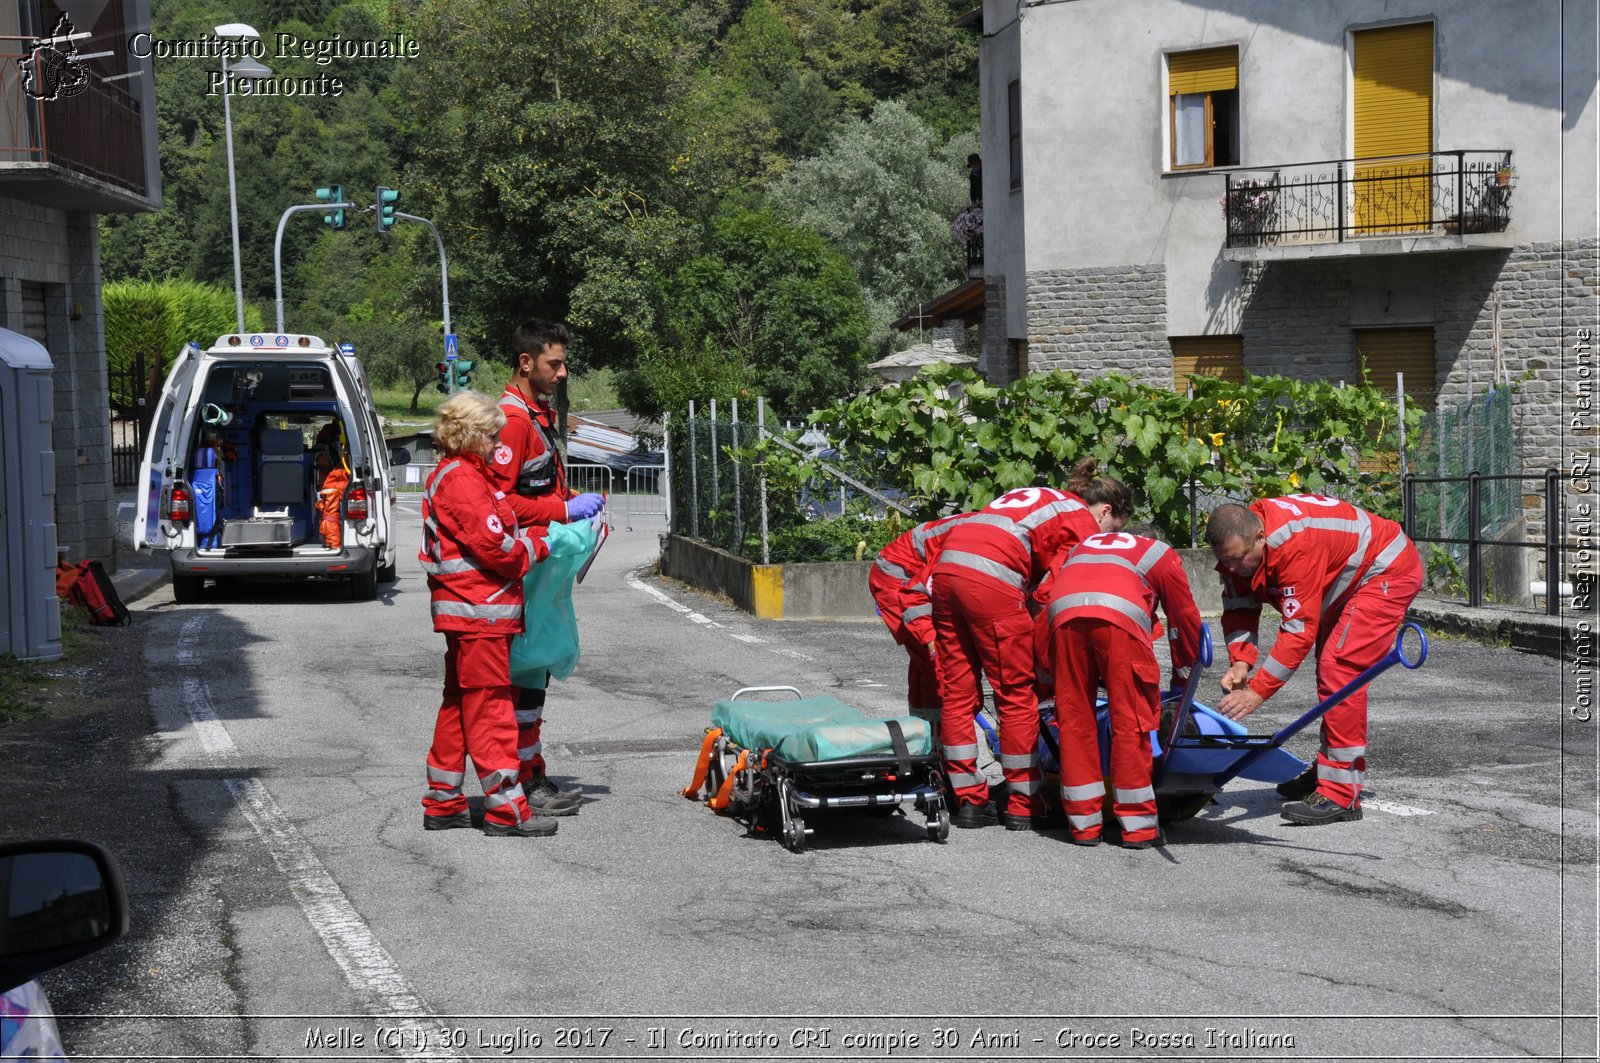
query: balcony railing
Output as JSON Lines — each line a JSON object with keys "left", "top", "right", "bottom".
{"left": 0, "top": 35, "right": 148, "bottom": 198}
{"left": 1223, "top": 150, "right": 1513, "bottom": 249}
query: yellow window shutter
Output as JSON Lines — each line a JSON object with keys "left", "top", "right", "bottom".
{"left": 1353, "top": 23, "right": 1433, "bottom": 160}
{"left": 1356, "top": 326, "right": 1435, "bottom": 406}
{"left": 1169, "top": 47, "right": 1238, "bottom": 95}
{"left": 1171, "top": 335, "right": 1245, "bottom": 390}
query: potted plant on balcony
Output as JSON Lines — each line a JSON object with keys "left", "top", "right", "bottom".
{"left": 1493, "top": 162, "right": 1516, "bottom": 187}
{"left": 952, "top": 205, "right": 983, "bottom": 243}
{"left": 1220, "top": 178, "right": 1277, "bottom": 245}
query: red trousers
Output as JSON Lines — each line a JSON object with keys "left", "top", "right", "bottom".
{"left": 1311, "top": 557, "right": 1423, "bottom": 807}
{"left": 894, "top": 625, "right": 943, "bottom": 713}
{"left": 513, "top": 672, "right": 548, "bottom": 786}
{"left": 423, "top": 633, "right": 532, "bottom": 827}
{"left": 933, "top": 572, "right": 1042, "bottom": 816}
{"left": 1054, "top": 619, "right": 1160, "bottom": 844}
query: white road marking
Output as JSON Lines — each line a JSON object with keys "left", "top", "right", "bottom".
{"left": 627, "top": 574, "right": 815, "bottom": 661}
{"left": 175, "top": 616, "right": 464, "bottom": 1063}
{"left": 1367, "top": 799, "right": 1438, "bottom": 817}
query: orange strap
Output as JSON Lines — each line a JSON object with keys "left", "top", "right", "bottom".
{"left": 681, "top": 728, "right": 724, "bottom": 799}
{"left": 707, "top": 749, "right": 748, "bottom": 812}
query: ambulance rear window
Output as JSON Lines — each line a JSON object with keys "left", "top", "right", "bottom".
{"left": 201, "top": 363, "right": 335, "bottom": 405}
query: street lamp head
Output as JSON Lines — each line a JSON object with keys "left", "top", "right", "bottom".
{"left": 213, "top": 22, "right": 261, "bottom": 39}
{"left": 229, "top": 56, "right": 273, "bottom": 78}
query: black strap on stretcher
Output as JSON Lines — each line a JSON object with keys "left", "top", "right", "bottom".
{"left": 884, "top": 719, "right": 911, "bottom": 778}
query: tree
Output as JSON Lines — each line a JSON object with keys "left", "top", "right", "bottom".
{"left": 767, "top": 101, "right": 976, "bottom": 351}
{"left": 623, "top": 209, "right": 869, "bottom": 417}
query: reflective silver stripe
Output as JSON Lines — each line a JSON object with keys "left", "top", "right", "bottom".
{"left": 1317, "top": 764, "right": 1365, "bottom": 786}
{"left": 1061, "top": 781, "right": 1105, "bottom": 802}
{"left": 1281, "top": 619, "right": 1306, "bottom": 634}
{"left": 1223, "top": 595, "right": 1258, "bottom": 611}
{"left": 1008, "top": 779, "right": 1041, "bottom": 795}
{"left": 913, "top": 517, "right": 967, "bottom": 556}
{"left": 1067, "top": 812, "right": 1103, "bottom": 829}
{"left": 1063, "top": 553, "right": 1142, "bottom": 575}
{"left": 941, "top": 550, "right": 1025, "bottom": 587}
{"left": 965, "top": 512, "right": 1031, "bottom": 546}
{"left": 1048, "top": 591, "right": 1152, "bottom": 633}
{"left": 1114, "top": 785, "right": 1156, "bottom": 804}
{"left": 431, "top": 601, "right": 523, "bottom": 620}
{"left": 1265, "top": 514, "right": 1367, "bottom": 548}
{"left": 875, "top": 556, "right": 909, "bottom": 580}
{"left": 1015, "top": 498, "right": 1084, "bottom": 534}
{"left": 1323, "top": 510, "right": 1374, "bottom": 608}
{"left": 427, "top": 766, "right": 465, "bottom": 786}
{"left": 419, "top": 557, "right": 485, "bottom": 576}
{"left": 903, "top": 604, "right": 932, "bottom": 623}
{"left": 946, "top": 771, "right": 986, "bottom": 787}
{"left": 1321, "top": 742, "right": 1367, "bottom": 761}
{"left": 1135, "top": 540, "right": 1171, "bottom": 576}
{"left": 943, "top": 743, "right": 980, "bottom": 759}
{"left": 1263, "top": 656, "right": 1296, "bottom": 682}
{"left": 514, "top": 707, "right": 543, "bottom": 725}
{"left": 998, "top": 752, "right": 1038, "bottom": 770}
{"left": 1228, "top": 630, "right": 1258, "bottom": 646}
{"left": 426, "top": 788, "right": 460, "bottom": 802}
{"left": 1118, "top": 813, "right": 1159, "bottom": 832}
{"left": 518, "top": 742, "right": 542, "bottom": 760}
{"left": 1359, "top": 532, "right": 1413, "bottom": 586}
{"left": 484, "top": 578, "right": 517, "bottom": 603}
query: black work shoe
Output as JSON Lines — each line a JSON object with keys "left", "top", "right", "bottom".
{"left": 423, "top": 812, "right": 472, "bottom": 831}
{"left": 1275, "top": 765, "right": 1319, "bottom": 801}
{"left": 525, "top": 776, "right": 581, "bottom": 815}
{"left": 1068, "top": 833, "right": 1102, "bottom": 847}
{"left": 1121, "top": 825, "right": 1166, "bottom": 850}
{"left": 535, "top": 772, "right": 583, "bottom": 802}
{"left": 482, "top": 817, "right": 559, "bottom": 838}
{"left": 1003, "top": 812, "right": 1048, "bottom": 832}
{"left": 1281, "top": 792, "right": 1363, "bottom": 825}
{"left": 953, "top": 802, "right": 999, "bottom": 829}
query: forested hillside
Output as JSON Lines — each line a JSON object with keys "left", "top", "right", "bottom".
{"left": 102, "top": 0, "right": 980, "bottom": 415}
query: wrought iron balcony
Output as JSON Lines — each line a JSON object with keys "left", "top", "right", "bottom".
{"left": 0, "top": 34, "right": 152, "bottom": 209}
{"left": 1222, "top": 150, "right": 1514, "bottom": 251}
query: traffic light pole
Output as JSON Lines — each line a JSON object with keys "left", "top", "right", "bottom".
{"left": 274, "top": 202, "right": 353, "bottom": 333}
{"left": 395, "top": 212, "right": 452, "bottom": 343}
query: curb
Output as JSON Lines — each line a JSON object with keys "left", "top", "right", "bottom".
{"left": 112, "top": 565, "right": 169, "bottom": 607}
{"left": 1405, "top": 599, "right": 1572, "bottom": 660}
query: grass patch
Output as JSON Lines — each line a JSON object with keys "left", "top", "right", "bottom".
{"left": 0, "top": 609, "right": 89, "bottom": 724}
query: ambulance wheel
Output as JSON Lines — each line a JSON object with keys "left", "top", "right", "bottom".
{"left": 377, "top": 557, "right": 397, "bottom": 583}
{"left": 172, "top": 575, "right": 204, "bottom": 604}
{"left": 784, "top": 817, "right": 806, "bottom": 852}
{"left": 1157, "top": 792, "right": 1212, "bottom": 823}
{"left": 927, "top": 809, "right": 950, "bottom": 842}
{"left": 350, "top": 566, "right": 378, "bottom": 601}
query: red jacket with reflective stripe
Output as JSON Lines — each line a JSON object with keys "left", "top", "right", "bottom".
{"left": 1218, "top": 495, "right": 1420, "bottom": 700}
{"left": 1046, "top": 532, "right": 1203, "bottom": 688}
{"left": 419, "top": 453, "right": 550, "bottom": 634}
{"left": 929, "top": 487, "right": 1101, "bottom": 597}
{"left": 869, "top": 513, "right": 969, "bottom": 643}
{"left": 486, "top": 386, "right": 572, "bottom": 529}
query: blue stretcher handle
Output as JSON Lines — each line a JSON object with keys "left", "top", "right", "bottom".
{"left": 1209, "top": 622, "right": 1428, "bottom": 789}
{"left": 1152, "top": 621, "right": 1212, "bottom": 788}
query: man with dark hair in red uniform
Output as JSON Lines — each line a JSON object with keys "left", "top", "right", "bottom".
{"left": 484, "top": 319, "right": 605, "bottom": 816}
{"left": 868, "top": 513, "right": 970, "bottom": 713}
{"left": 1206, "top": 496, "right": 1422, "bottom": 825}
{"left": 1047, "top": 530, "right": 1202, "bottom": 848}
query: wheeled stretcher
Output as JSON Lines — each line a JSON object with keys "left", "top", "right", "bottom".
{"left": 682, "top": 686, "right": 951, "bottom": 852}
{"left": 980, "top": 622, "right": 1429, "bottom": 823}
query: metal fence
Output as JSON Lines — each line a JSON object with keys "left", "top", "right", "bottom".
{"left": 1404, "top": 469, "right": 1564, "bottom": 614}
{"left": 391, "top": 457, "right": 670, "bottom": 533}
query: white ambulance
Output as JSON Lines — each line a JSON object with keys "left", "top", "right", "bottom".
{"left": 133, "top": 332, "right": 399, "bottom": 601}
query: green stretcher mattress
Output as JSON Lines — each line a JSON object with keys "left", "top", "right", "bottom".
{"left": 709, "top": 696, "right": 935, "bottom": 764}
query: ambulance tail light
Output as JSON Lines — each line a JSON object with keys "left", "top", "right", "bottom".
{"left": 344, "top": 485, "right": 369, "bottom": 522}
{"left": 167, "top": 482, "right": 192, "bottom": 524}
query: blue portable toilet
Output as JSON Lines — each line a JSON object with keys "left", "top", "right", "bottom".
{"left": 0, "top": 328, "right": 60, "bottom": 661}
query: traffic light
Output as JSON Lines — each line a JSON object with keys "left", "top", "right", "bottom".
{"left": 315, "top": 184, "right": 345, "bottom": 230}
{"left": 376, "top": 186, "right": 400, "bottom": 233}
{"left": 452, "top": 359, "right": 475, "bottom": 391}
{"left": 434, "top": 361, "right": 450, "bottom": 394}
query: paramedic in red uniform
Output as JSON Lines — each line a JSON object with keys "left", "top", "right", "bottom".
{"left": 868, "top": 514, "right": 970, "bottom": 713}
{"left": 1206, "top": 496, "right": 1422, "bottom": 825}
{"left": 486, "top": 319, "right": 604, "bottom": 816}
{"left": 928, "top": 459, "right": 1133, "bottom": 831}
{"left": 1047, "top": 530, "right": 1202, "bottom": 848}
{"left": 420, "top": 392, "right": 555, "bottom": 838}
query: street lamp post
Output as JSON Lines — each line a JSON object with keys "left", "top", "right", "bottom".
{"left": 214, "top": 23, "right": 270, "bottom": 332}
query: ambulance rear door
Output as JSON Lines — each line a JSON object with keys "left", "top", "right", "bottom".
{"left": 133, "top": 342, "right": 205, "bottom": 550}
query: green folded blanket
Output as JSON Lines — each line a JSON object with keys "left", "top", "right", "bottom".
{"left": 710, "top": 696, "right": 934, "bottom": 763}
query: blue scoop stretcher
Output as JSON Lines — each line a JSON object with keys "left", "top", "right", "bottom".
{"left": 980, "top": 621, "right": 1429, "bottom": 822}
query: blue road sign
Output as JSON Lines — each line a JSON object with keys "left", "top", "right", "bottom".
{"left": 444, "top": 333, "right": 458, "bottom": 360}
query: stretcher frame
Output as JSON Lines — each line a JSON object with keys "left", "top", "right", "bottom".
{"left": 683, "top": 686, "right": 951, "bottom": 853}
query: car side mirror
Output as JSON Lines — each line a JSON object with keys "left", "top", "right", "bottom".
{"left": 0, "top": 840, "right": 128, "bottom": 995}
{"left": 389, "top": 448, "right": 411, "bottom": 466}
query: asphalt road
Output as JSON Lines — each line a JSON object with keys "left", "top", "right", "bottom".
{"left": 14, "top": 498, "right": 1598, "bottom": 1063}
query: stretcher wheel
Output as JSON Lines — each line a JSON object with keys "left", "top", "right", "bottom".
{"left": 784, "top": 817, "right": 807, "bottom": 852}
{"left": 927, "top": 809, "right": 950, "bottom": 842}
{"left": 1157, "top": 792, "right": 1212, "bottom": 823}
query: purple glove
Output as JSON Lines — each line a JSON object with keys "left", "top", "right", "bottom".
{"left": 566, "top": 492, "right": 605, "bottom": 521}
